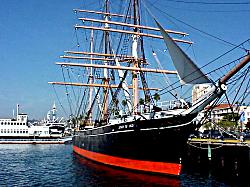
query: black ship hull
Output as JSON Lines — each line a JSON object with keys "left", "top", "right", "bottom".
{"left": 73, "top": 113, "right": 198, "bottom": 176}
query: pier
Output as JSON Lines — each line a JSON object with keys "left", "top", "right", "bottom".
{"left": 184, "top": 138, "right": 250, "bottom": 182}
{"left": 0, "top": 137, "right": 72, "bottom": 144}
{"left": 188, "top": 138, "right": 250, "bottom": 147}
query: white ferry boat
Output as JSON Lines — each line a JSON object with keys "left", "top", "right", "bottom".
{"left": 0, "top": 105, "right": 71, "bottom": 144}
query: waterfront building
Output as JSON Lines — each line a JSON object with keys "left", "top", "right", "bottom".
{"left": 238, "top": 106, "right": 250, "bottom": 127}
{"left": 209, "top": 104, "right": 237, "bottom": 123}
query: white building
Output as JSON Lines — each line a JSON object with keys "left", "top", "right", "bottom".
{"left": 238, "top": 106, "right": 250, "bottom": 126}
{"left": 204, "top": 104, "right": 250, "bottom": 129}
{"left": 209, "top": 104, "right": 237, "bottom": 123}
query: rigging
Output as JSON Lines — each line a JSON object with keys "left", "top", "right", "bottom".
{"left": 145, "top": 0, "right": 249, "bottom": 49}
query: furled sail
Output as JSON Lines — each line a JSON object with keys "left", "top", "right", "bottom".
{"left": 155, "top": 20, "right": 211, "bottom": 84}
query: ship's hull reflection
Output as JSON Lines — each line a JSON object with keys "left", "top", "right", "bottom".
{"left": 73, "top": 153, "right": 180, "bottom": 187}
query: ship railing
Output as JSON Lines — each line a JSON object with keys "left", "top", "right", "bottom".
{"left": 156, "top": 100, "right": 188, "bottom": 111}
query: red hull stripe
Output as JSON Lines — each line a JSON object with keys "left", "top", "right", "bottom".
{"left": 73, "top": 145, "right": 181, "bottom": 176}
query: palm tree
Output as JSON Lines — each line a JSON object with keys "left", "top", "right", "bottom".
{"left": 153, "top": 93, "right": 160, "bottom": 104}
{"left": 122, "top": 100, "right": 127, "bottom": 113}
{"left": 139, "top": 98, "right": 144, "bottom": 105}
{"left": 139, "top": 98, "right": 145, "bottom": 113}
{"left": 145, "top": 95, "right": 151, "bottom": 104}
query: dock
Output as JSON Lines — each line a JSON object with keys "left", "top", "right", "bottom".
{"left": 0, "top": 136, "right": 72, "bottom": 144}
{"left": 188, "top": 138, "right": 250, "bottom": 147}
{"left": 184, "top": 138, "right": 250, "bottom": 181}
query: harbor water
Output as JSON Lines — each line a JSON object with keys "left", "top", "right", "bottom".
{"left": 0, "top": 144, "right": 249, "bottom": 186}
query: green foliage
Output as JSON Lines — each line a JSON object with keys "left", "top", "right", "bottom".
{"left": 139, "top": 98, "right": 144, "bottom": 105}
{"left": 222, "top": 113, "right": 240, "bottom": 121}
{"left": 203, "top": 122, "right": 212, "bottom": 129}
{"left": 121, "top": 100, "right": 127, "bottom": 107}
{"left": 145, "top": 95, "right": 151, "bottom": 103}
{"left": 202, "top": 118, "right": 238, "bottom": 130}
{"left": 153, "top": 93, "right": 160, "bottom": 102}
{"left": 71, "top": 117, "right": 76, "bottom": 125}
{"left": 217, "top": 120, "right": 238, "bottom": 128}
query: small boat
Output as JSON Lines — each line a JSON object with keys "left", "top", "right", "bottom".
{"left": 41, "top": 102, "right": 66, "bottom": 138}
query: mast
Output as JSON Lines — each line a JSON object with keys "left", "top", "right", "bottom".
{"left": 102, "top": 0, "right": 110, "bottom": 119}
{"left": 132, "top": 0, "right": 139, "bottom": 114}
{"left": 51, "top": 2, "right": 192, "bottom": 123}
{"left": 52, "top": 102, "right": 57, "bottom": 122}
{"left": 114, "top": 55, "right": 133, "bottom": 113}
{"left": 87, "top": 26, "right": 94, "bottom": 123}
{"left": 16, "top": 104, "right": 19, "bottom": 119}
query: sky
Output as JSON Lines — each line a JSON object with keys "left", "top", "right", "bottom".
{"left": 0, "top": 0, "right": 249, "bottom": 119}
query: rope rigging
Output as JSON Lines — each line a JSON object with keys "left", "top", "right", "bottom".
{"left": 158, "top": 46, "right": 250, "bottom": 98}
{"left": 68, "top": 67, "right": 86, "bottom": 116}
{"left": 66, "top": 67, "right": 78, "bottom": 104}
{"left": 84, "top": 82, "right": 103, "bottom": 125}
{"left": 145, "top": 0, "right": 250, "bottom": 50}
{"left": 231, "top": 67, "right": 250, "bottom": 105}
{"left": 52, "top": 85, "right": 68, "bottom": 117}
{"left": 61, "top": 65, "right": 74, "bottom": 117}
{"left": 164, "top": 0, "right": 250, "bottom": 5}
{"left": 136, "top": 1, "right": 154, "bottom": 105}
{"left": 190, "top": 65, "right": 250, "bottom": 139}
{"left": 152, "top": 50, "right": 179, "bottom": 100}
{"left": 237, "top": 71, "right": 250, "bottom": 106}
{"left": 107, "top": 69, "right": 130, "bottom": 120}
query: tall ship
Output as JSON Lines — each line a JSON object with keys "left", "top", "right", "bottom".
{"left": 49, "top": 0, "right": 250, "bottom": 176}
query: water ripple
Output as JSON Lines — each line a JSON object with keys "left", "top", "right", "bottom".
{"left": 0, "top": 144, "right": 248, "bottom": 186}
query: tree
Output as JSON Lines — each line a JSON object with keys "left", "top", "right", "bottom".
{"left": 217, "top": 121, "right": 237, "bottom": 129}
{"left": 139, "top": 98, "right": 144, "bottom": 105}
{"left": 153, "top": 93, "right": 160, "bottom": 103}
{"left": 71, "top": 117, "right": 76, "bottom": 126}
{"left": 145, "top": 95, "right": 151, "bottom": 104}
{"left": 122, "top": 100, "right": 127, "bottom": 107}
{"left": 222, "top": 113, "right": 240, "bottom": 122}
{"left": 216, "top": 113, "right": 239, "bottom": 129}
{"left": 122, "top": 100, "right": 127, "bottom": 112}
{"left": 203, "top": 122, "right": 212, "bottom": 129}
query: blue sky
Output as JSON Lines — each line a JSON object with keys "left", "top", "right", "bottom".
{"left": 0, "top": 0, "right": 81, "bottom": 119}
{"left": 0, "top": 0, "right": 249, "bottom": 119}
